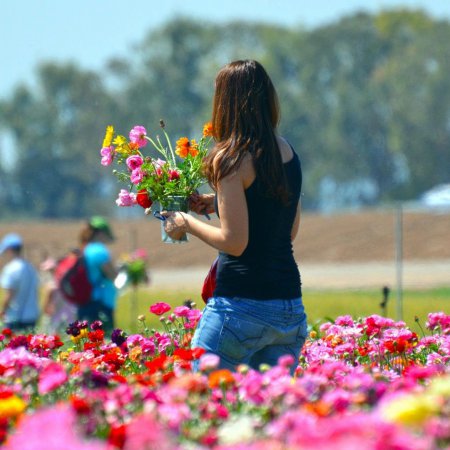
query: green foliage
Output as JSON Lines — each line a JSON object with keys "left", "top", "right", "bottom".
{"left": 1, "top": 9, "right": 450, "bottom": 217}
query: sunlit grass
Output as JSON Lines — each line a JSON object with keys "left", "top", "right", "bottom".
{"left": 114, "top": 286, "right": 450, "bottom": 334}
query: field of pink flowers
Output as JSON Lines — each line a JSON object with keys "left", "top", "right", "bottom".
{"left": 0, "top": 303, "right": 449, "bottom": 449}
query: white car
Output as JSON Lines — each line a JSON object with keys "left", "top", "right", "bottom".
{"left": 421, "top": 184, "right": 450, "bottom": 207}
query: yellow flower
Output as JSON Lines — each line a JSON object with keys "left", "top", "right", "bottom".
{"left": 113, "top": 135, "right": 127, "bottom": 146}
{"left": 129, "top": 346, "right": 142, "bottom": 362}
{"left": 429, "top": 375, "right": 450, "bottom": 396}
{"left": 102, "top": 125, "right": 114, "bottom": 148}
{"left": 58, "top": 351, "right": 70, "bottom": 362}
{"left": 382, "top": 392, "right": 440, "bottom": 426}
{"left": 0, "top": 395, "right": 26, "bottom": 419}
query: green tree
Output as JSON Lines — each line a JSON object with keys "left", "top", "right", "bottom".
{"left": 1, "top": 63, "right": 117, "bottom": 218}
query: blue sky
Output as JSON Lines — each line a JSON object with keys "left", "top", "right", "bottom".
{"left": 2, "top": 0, "right": 450, "bottom": 99}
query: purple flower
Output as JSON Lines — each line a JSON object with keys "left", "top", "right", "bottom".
{"left": 115, "top": 189, "right": 137, "bottom": 207}
{"left": 111, "top": 328, "right": 127, "bottom": 346}
{"left": 126, "top": 155, "right": 144, "bottom": 171}
{"left": 129, "top": 125, "right": 147, "bottom": 148}
{"left": 100, "top": 145, "right": 115, "bottom": 166}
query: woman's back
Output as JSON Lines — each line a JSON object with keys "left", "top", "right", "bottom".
{"left": 214, "top": 141, "right": 302, "bottom": 300}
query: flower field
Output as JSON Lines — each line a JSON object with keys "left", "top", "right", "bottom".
{"left": 0, "top": 303, "right": 449, "bottom": 449}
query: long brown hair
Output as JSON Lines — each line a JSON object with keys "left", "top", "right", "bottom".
{"left": 203, "top": 60, "right": 289, "bottom": 203}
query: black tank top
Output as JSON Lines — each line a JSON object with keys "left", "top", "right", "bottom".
{"left": 214, "top": 149, "right": 302, "bottom": 300}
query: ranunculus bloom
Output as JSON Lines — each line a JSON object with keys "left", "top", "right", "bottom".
{"left": 126, "top": 155, "right": 144, "bottom": 171}
{"left": 100, "top": 146, "right": 115, "bottom": 166}
{"left": 168, "top": 169, "right": 180, "bottom": 181}
{"left": 136, "top": 189, "right": 153, "bottom": 209}
{"left": 38, "top": 362, "right": 68, "bottom": 395}
{"left": 149, "top": 302, "right": 171, "bottom": 316}
{"left": 115, "top": 189, "right": 137, "bottom": 207}
{"left": 129, "top": 125, "right": 147, "bottom": 148}
{"left": 130, "top": 168, "right": 144, "bottom": 185}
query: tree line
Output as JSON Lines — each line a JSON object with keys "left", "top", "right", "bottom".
{"left": 1, "top": 9, "right": 449, "bottom": 218}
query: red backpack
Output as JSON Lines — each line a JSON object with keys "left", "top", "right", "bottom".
{"left": 55, "top": 252, "right": 93, "bottom": 306}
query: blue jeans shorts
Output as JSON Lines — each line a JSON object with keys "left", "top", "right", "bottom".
{"left": 191, "top": 296, "right": 308, "bottom": 374}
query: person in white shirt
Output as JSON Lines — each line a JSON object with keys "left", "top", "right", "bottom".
{"left": 0, "top": 233, "right": 40, "bottom": 332}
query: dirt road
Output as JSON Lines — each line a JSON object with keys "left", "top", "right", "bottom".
{"left": 149, "top": 259, "right": 450, "bottom": 290}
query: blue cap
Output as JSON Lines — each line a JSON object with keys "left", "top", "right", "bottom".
{"left": 0, "top": 233, "right": 23, "bottom": 255}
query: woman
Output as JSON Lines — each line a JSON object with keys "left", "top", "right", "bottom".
{"left": 77, "top": 216, "right": 118, "bottom": 333}
{"left": 163, "top": 60, "right": 307, "bottom": 373}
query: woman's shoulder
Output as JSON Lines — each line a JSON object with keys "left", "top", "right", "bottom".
{"left": 276, "top": 136, "right": 296, "bottom": 163}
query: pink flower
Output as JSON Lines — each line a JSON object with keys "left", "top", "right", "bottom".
{"left": 149, "top": 302, "right": 171, "bottom": 316}
{"left": 4, "top": 404, "right": 106, "bottom": 450}
{"left": 100, "top": 146, "right": 115, "bottom": 166}
{"left": 199, "top": 353, "right": 220, "bottom": 371}
{"left": 153, "top": 158, "right": 166, "bottom": 169}
{"left": 124, "top": 413, "right": 175, "bottom": 450}
{"left": 130, "top": 167, "right": 144, "bottom": 184}
{"left": 173, "top": 306, "right": 190, "bottom": 318}
{"left": 38, "top": 362, "right": 68, "bottom": 395}
{"left": 115, "top": 189, "right": 137, "bottom": 207}
{"left": 126, "top": 154, "right": 144, "bottom": 171}
{"left": 187, "top": 309, "right": 202, "bottom": 323}
{"left": 129, "top": 125, "right": 147, "bottom": 148}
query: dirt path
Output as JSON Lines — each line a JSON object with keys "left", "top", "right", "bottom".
{"left": 149, "top": 259, "right": 450, "bottom": 290}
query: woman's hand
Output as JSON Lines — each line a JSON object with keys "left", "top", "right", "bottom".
{"left": 189, "top": 193, "right": 215, "bottom": 215}
{"left": 162, "top": 211, "right": 189, "bottom": 240}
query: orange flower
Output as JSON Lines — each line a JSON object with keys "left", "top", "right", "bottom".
{"left": 208, "top": 369, "right": 235, "bottom": 388}
{"left": 176, "top": 137, "right": 190, "bottom": 158}
{"left": 203, "top": 122, "right": 213, "bottom": 137}
{"left": 189, "top": 139, "right": 199, "bottom": 157}
{"left": 175, "top": 137, "right": 199, "bottom": 158}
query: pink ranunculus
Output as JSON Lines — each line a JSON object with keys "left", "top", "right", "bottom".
{"left": 129, "top": 125, "right": 147, "bottom": 148}
{"left": 199, "top": 353, "right": 220, "bottom": 371}
{"left": 173, "top": 306, "right": 191, "bottom": 318}
{"left": 38, "top": 362, "right": 68, "bottom": 395}
{"left": 149, "top": 302, "right": 171, "bottom": 316}
{"left": 100, "top": 146, "right": 115, "bottom": 166}
{"left": 153, "top": 158, "right": 167, "bottom": 169}
{"left": 187, "top": 309, "right": 202, "bottom": 323}
{"left": 130, "top": 167, "right": 144, "bottom": 184}
{"left": 115, "top": 189, "right": 137, "bottom": 207}
{"left": 126, "top": 155, "right": 144, "bottom": 171}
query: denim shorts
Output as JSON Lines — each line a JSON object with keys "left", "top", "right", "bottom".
{"left": 191, "top": 296, "right": 308, "bottom": 373}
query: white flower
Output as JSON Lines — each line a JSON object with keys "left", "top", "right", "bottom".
{"left": 217, "top": 414, "right": 255, "bottom": 445}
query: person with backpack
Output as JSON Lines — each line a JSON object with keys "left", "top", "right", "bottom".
{"left": 40, "top": 257, "right": 77, "bottom": 333}
{"left": 0, "top": 233, "right": 40, "bottom": 332}
{"left": 76, "top": 217, "right": 118, "bottom": 333}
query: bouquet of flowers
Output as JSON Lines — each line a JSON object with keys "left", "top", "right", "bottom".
{"left": 100, "top": 120, "right": 213, "bottom": 242}
{"left": 115, "top": 248, "right": 150, "bottom": 289}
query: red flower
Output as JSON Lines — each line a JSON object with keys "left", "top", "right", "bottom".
{"left": 149, "top": 302, "right": 171, "bottom": 316}
{"left": 136, "top": 189, "right": 153, "bottom": 209}
{"left": 71, "top": 396, "right": 90, "bottom": 415}
{"left": 168, "top": 169, "right": 180, "bottom": 181}
{"left": 108, "top": 424, "right": 127, "bottom": 449}
{"left": 88, "top": 329, "right": 105, "bottom": 343}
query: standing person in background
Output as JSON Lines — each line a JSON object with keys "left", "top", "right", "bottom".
{"left": 0, "top": 233, "right": 40, "bottom": 332}
{"left": 162, "top": 60, "right": 307, "bottom": 374}
{"left": 78, "top": 216, "right": 118, "bottom": 333}
{"left": 40, "top": 257, "right": 76, "bottom": 333}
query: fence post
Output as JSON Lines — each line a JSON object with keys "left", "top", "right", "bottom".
{"left": 395, "top": 203, "right": 403, "bottom": 321}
